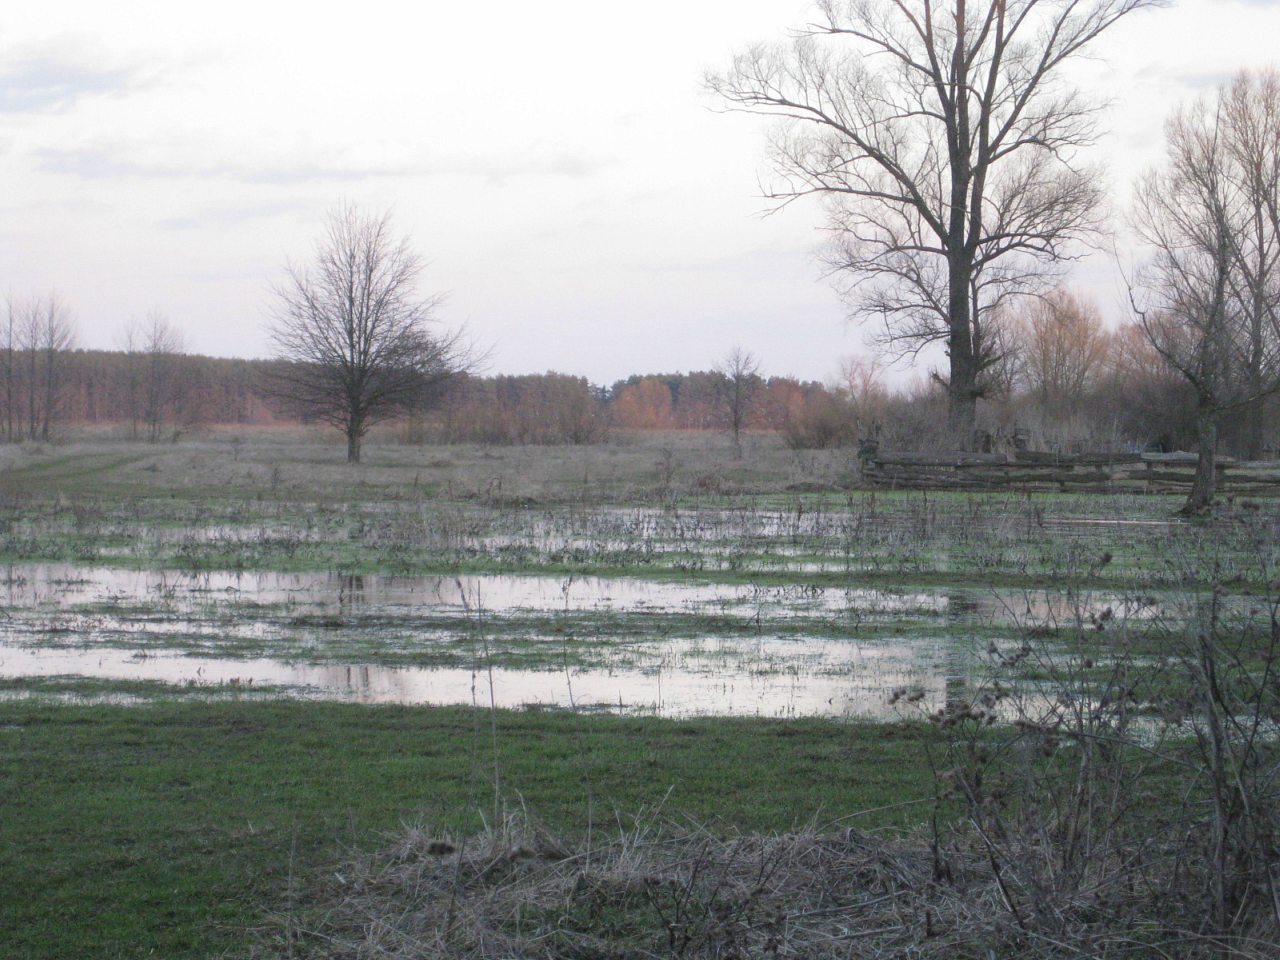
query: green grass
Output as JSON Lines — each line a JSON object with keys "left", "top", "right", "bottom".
{"left": 0, "top": 441, "right": 1275, "bottom": 957}
{"left": 0, "top": 698, "right": 938, "bottom": 960}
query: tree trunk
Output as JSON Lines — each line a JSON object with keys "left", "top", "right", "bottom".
{"left": 1245, "top": 306, "right": 1265, "bottom": 459}
{"left": 1244, "top": 203, "right": 1268, "bottom": 460}
{"left": 41, "top": 350, "right": 55, "bottom": 442}
{"left": 948, "top": 376, "right": 977, "bottom": 447}
{"left": 26, "top": 351, "right": 36, "bottom": 440}
{"left": 944, "top": 10, "right": 979, "bottom": 451}
{"left": 947, "top": 267, "right": 979, "bottom": 446}
{"left": 1244, "top": 395, "right": 1264, "bottom": 461}
{"left": 1182, "top": 401, "right": 1218, "bottom": 514}
{"left": 346, "top": 427, "right": 362, "bottom": 464}
{"left": 4, "top": 343, "right": 12, "bottom": 443}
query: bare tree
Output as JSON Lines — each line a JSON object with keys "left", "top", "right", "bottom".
{"left": 2, "top": 296, "right": 18, "bottom": 443}
{"left": 715, "top": 347, "right": 761, "bottom": 454}
{"left": 140, "top": 311, "right": 185, "bottom": 442}
{"left": 118, "top": 318, "right": 144, "bottom": 440}
{"left": 6, "top": 293, "right": 76, "bottom": 442}
{"left": 1017, "top": 288, "right": 1110, "bottom": 412}
{"left": 37, "top": 294, "right": 76, "bottom": 441}
{"left": 1222, "top": 70, "right": 1280, "bottom": 459}
{"left": 16, "top": 297, "right": 41, "bottom": 440}
{"left": 832, "top": 354, "right": 892, "bottom": 440}
{"left": 267, "top": 206, "right": 469, "bottom": 463}
{"left": 1131, "top": 94, "right": 1280, "bottom": 514}
{"left": 1136, "top": 76, "right": 1274, "bottom": 514}
{"left": 709, "top": 0, "right": 1158, "bottom": 444}
{"left": 119, "top": 314, "right": 185, "bottom": 442}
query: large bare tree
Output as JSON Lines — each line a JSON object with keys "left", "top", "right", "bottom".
{"left": 1222, "top": 70, "right": 1280, "bottom": 459}
{"left": 1132, "top": 79, "right": 1280, "bottom": 513}
{"left": 268, "top": 207, "right": 468, "bottom": 463}
{"left": 709, "top": 0, "right": 1158, "bottom": 443}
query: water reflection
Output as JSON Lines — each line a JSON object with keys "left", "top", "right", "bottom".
{"left": 337, "top": 574, "right": 367, "bottom": 612}
{"left": 0, "top": 562, "right": 1163, "bottom": 623}
{"left": 0, "top": 561, "right": 1184, "bottom": 719}
{"left": 0, "top": 640, "right": 947, "bottom": 719}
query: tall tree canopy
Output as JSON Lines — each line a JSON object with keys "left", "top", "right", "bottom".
{"left": 1132, "top": 70, "right": 1280, "bottom": 512}
{"left": 710, "top": 0, "right": 1160, "bottom": 442}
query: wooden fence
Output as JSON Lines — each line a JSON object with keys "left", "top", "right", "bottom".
{"left": 859, "top": 450, "right": 1280, "bottom": 495}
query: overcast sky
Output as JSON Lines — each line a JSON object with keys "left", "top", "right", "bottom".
{"left": 1, "top": 0, "right": 1277, "bottom": 385}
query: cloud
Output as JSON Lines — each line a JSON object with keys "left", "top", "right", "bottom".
{"left": 0, "top": 52, "right": 147, "bottom": 114}
{"left": 438, "top": 154, "right": 614, "bottom": 186}
{"left": 32, "top": 145, "right": 417, "bottom": 182}
{"left": 1134, "top": 63, "right": 1234, "bottom": 93}
{"left": 32, "top": 143, "right": 614, "bottom": 186}
{"left": 156, "top": 200, "right": 312, "bottom": 231}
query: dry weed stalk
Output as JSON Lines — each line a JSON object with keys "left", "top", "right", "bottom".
{"left": 261, "top": 798, "right": 1277, "bottom": 959}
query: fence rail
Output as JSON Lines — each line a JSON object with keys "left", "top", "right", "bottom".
{"left": 859, "top": 450, "right": 1280, "bottom": 495}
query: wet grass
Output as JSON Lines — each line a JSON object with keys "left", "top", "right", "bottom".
{"left": 3, "top": 439, "right": 1273, "bottom": 589}
{"left": 0, "top": 697, "right": 937, "bottom": 960}
{"left": 0, "top": 675, "right": 311, "bottom": 706}
{"left": 1, "top": 440, "right": 1277, "bottom": 955}
{"left": 0, "top": 489, "right": 1273, "bottom": 593}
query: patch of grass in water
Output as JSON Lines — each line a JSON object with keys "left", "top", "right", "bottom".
{"left": 0, "top": 675, "right": 296, "bottom": 702}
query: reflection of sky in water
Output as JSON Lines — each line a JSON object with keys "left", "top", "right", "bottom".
{"left": 0, "top": 561, "right": 1189, "bottom": 719}
{"left": 0, "top": 640, "right": 955, "bottom": 720}
{"left": 54, "top": 504, "right": 1191, "bottom": 578}
{"left": 0, "top": 563, "right": 1167, "bottom": 622}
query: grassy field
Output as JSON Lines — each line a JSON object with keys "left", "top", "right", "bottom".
{"left": 0, "top": 698, "right": 937, "bottom": 958}
{"left": 0, "top": 432, "right": 1276, "bottom": 957}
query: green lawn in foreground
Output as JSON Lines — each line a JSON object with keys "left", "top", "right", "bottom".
{"left": 0, "top": 698, "right": 936, "bottom": 960}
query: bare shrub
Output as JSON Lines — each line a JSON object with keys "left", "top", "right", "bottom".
{"left": 781, "top": 392, "right": 860, "bottom": 450}
{"left": 907, "top": 559, "right": 1280, "bottom": 959}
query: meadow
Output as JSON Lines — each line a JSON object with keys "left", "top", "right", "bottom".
{"left": 0, "top": 430, "right": 1276, "bottom": 957}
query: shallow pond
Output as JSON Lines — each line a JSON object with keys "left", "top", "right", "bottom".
{"left": 0, "top": 562, "right": 1182, "bottom": 718}
{"left": 0, "top": 636, "right": 958, "bottom": 719}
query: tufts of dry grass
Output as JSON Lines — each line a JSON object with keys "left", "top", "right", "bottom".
{"left": 261, "top": 807, "right": 1278, "bottom": 959}
{"left": 0, "top": 429, "right": 857, "bottom": 505}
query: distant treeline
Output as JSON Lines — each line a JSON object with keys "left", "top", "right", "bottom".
{"left": 4, "top": 346, "right": 1274, "bottom": 458}
{"left": 425, "top": 356, "right": 1275, "bottom": 458}
{"left": 0, "top": 349, "right": 282, "bottom": 442}
{"left": 0, "top": 349, "right": 830, "bottom": 443}
{"left": 426, "top": 372, "right": 831, "bottom": 445}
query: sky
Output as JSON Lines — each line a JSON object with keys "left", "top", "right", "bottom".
{"left": 1, "top": 0, "right": 1278, "bottom": 387}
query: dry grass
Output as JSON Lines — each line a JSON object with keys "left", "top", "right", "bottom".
{"left": 0, "top": 428, "right": 855, "bottom": 503}
{"left": 261, "top": 807, "right": 1278, "bottom": 960}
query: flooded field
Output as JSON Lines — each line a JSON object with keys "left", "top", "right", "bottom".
{"left": 4, "top": 442, "right": 1279, "bottom": 960}
{"left": 1, "top": 448, "right": 1273, "bottom": 720}
{"left": 5, "top": 487, "right": 1270, "bottom": 585}
{"left": 0, "top": 559, "right": 1190, "bottom": 718}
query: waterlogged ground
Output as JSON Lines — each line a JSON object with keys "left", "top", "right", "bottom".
{"left": 0, "top": 441, "right": 1276, "bottom": 717}
{"left": 0, "top": 558, "right": 1219, "bottom": 718}
{"left": 1, "top": 490, "right": 1274, "bottom": 587}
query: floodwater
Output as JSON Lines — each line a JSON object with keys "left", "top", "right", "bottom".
{"left": 0, "top": 563, "right": 1163, "bottom": 622}
{"left": 0, "top": 638, "right": 953, "bottom": 719}
{"left": 0, "top": 562, "right": 1176, "bottom": 719}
